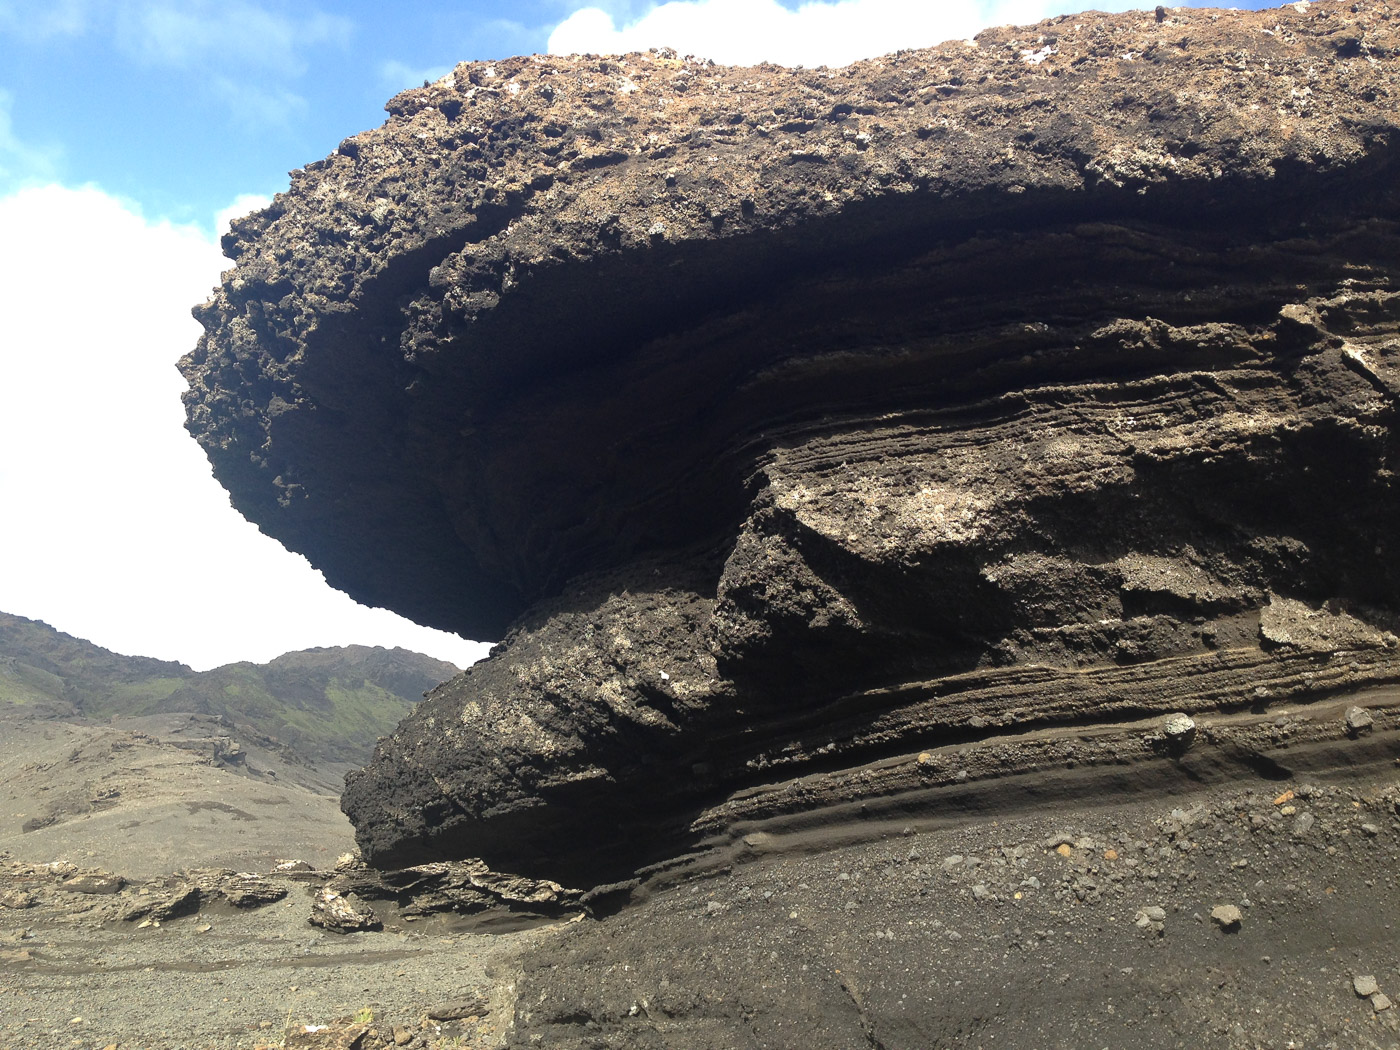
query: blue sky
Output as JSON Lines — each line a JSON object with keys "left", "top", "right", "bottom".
{"left": 0, "top": 0, "right": 1281, "bottom": 230}
{"left": 0, "top": 0, "right": 1282, "bottom": 669}
{"left": 0, "top": 0, "right": 559, "bottom": 227}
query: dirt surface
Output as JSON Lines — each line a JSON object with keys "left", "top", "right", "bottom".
{"left": 0, "top": 708, "right": 353, "bottom": 878}
{"left": 0, "top": 702, "right": 576, "bottom": 1050}
{"left": 2, "top": 731, "right": 1398, "bottom": 1049}
{"left": 0, "top": 870, "right": 556, "bottom": 1050}
{"left": 508, "top": 764, "right": 1400, "bottom": 1050}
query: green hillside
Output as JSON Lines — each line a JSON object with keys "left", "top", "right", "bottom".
{"left": 0, "top": 612, "right": 460, "bottom": 766}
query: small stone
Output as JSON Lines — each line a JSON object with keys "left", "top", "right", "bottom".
{"left": 282, "top": 1020, "right": 373, "bottom": 1048}
{"left": 1210, "top": 905, "right": 1242, "bottom": 930}
{"left": 220, "top": 874, "right": 288, "bottom": 908}
{"left": 942, "top": 855, "right": 964, "bottom": 872}
{"left": 393, "top": 1028, "right": 413, "bottom": 1046}
{"left": 1345, "top": 706, "right": 1375, "bottom": 735}
{"left": 309, "top": 887, "right": 379, "bottom": 933}
{"left": 1375, "top": 993, "right": 1394, "bottom": 1012}
{"left": 1361, "top": 823, "right": 1381, "bottom": 836}
{"left": 1043, "top": 833, "right": 1075, "bottom": 849}
{"left": 1163, "top": 713, "right": 1196, "bottom": 749}
{"left": 1103, "top": 849, "right": 1119, "bottom": 861}
{"left": 426, "top": 997, "right": 489, "bottom": 1021}
{"left": 1140, "top": 906, "right": 1167, "bottom": 922}
{"left": 1292, "top": 811, "right": 1315, "bottom": 836}
{"left": 1056, "top": 844, "right": 1073, "bottom": 858}
{"left": 60, "top": 873, "right": 125, "bottom": 895}
{"left": 1355, "top": 974, "right": 1380, "bottom": 997}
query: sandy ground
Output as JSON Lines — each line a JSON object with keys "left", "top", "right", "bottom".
{"left": 0, "top": 707, "right": 562, "bottom": 1049}
{"left": 0, "top": 711, "right": 353, "bottom": 878}
{"left": 0, "top": 890, "right": 556, "bottom": 1050}
{"left": 506, "top": 771, "right": 1400, "bottom": 1049}
{"left": 2, "top": 704, "right": 1399, "bottom": 1049}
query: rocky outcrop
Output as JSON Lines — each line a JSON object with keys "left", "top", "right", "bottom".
{"left": 184, "top": 2, "right": 1400, "bottom": 884}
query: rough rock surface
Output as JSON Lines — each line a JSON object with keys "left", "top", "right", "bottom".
{"left": 184, "top": 1, "right": 1400, "bottom": 885}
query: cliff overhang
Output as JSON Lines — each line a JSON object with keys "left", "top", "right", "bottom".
{"left": 183, "top": 1, "right": 1400, "bottom": 883}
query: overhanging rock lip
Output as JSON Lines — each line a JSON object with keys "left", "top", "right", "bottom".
{"left": 182, "top": 1, "right": 1400, "bottom": 637}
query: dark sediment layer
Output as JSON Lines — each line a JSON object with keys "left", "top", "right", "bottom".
{"left": 182, "top": 1, "right": 1400, "bottom": 887}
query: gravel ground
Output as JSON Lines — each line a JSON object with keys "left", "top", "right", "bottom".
{"left": 8, "top": 767, "right": 1397, "bottom": 1050}
{"left": 506, "top": 771, "right": 1400, "bottom": 1049}
{"left": 0, "top": 883, "right": 561, "bottom": 1050}
{"left": 3, "top": 708, "right": 1399, "bottom": 1049}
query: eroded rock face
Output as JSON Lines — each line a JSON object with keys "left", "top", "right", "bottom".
{"left": 185, "top": 2, "right": 1400, "bottom": 882}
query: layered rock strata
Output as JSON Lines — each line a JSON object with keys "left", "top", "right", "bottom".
{"left": 182, "top": 1, "right": 1400, "bottom": 883}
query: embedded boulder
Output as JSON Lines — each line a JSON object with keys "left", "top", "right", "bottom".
{"left": 184, "top": 1, "right": 1400, "bottom": 883}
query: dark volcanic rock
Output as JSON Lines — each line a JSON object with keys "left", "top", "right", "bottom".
{"left": 185, "top": 2, "right": 1400, "bottom": 882}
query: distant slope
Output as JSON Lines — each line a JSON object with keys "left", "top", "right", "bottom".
{"left": 0, "top": 613, "right": 190, "bottom": 715}
{"left": 0, "top": 612, "right": 459, "bottom": 766}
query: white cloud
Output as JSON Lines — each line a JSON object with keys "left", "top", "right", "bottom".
{"left": 549, "top": 0, "right": 1141, "bottom": 66}
{"left": 0, "top": 183, "right": 489, "bottom": 672}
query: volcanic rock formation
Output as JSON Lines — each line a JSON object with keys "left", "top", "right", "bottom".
{"left": 183, "top": 1, "right": 1400, "bottom": 885}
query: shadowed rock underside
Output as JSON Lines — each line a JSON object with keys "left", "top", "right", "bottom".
{"left": 182, "top": 1, "right": 1400, "bottom": 885}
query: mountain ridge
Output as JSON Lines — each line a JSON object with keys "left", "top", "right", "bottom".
{"left": 0, "top": 610, "right": 459, "bottom": 767}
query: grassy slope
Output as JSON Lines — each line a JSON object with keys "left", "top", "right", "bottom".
{"left": 0, "top": 612, "right": 461, "bottom": 766}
